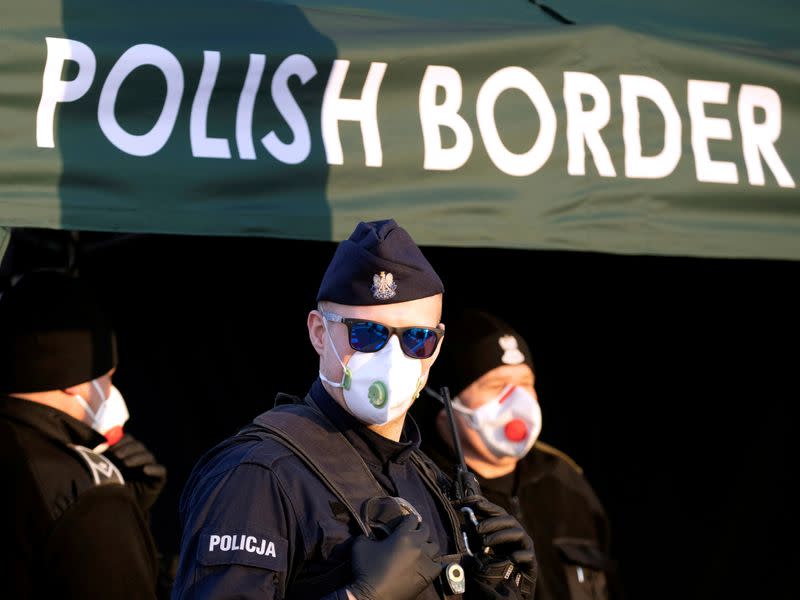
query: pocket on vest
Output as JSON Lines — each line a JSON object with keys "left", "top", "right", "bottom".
{"left": 553, "top": 537, "right": 614, "bottom": 600}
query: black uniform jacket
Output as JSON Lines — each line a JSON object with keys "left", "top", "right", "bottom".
{"left": 0, "top": 394, "right": 159, "bottom": 599}
{"left": 172, "top": 380, "right": 462, "bottom": 600}
{"left": 421, "top": 430, "right": 619, "bottom": 600}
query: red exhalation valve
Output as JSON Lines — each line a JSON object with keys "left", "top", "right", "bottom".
{"left": 104, "top": 425, "right": 124, "bottom": 446}
{"left": 504, "top": 419, "right": 528, "bottom": 442}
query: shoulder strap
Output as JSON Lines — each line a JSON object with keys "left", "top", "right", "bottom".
{"left": 69, "top": 444, "right": 125, "bottom": 485}
{"left": 410, "top": 449, "right": 454, "bottom": 499}
{"left": 533, "top": 440, "right": 583, "bottom": 474}
{"left": 410, "top": 449, "right": 469, "bottom": 557}
{"left": 248, "top": 396, "right": 384, "bottom": 537}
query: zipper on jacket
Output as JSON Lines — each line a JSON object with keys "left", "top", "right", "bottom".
{"left": 411, "top": 453, "right": 467, "bottom": 555}
{"left": 510, "top": 495, "right": 523, "bottom": 521}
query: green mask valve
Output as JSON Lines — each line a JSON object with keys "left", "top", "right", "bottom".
{"left": 368, "top": 381, "right": 388, "bottom": 408}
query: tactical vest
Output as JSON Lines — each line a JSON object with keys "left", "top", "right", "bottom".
{"left": 237, "top": 393, "right": 469, "bottom": 599}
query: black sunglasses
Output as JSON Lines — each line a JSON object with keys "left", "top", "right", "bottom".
{"left": 322, "top": 310, "right": 444, "bottom": 359}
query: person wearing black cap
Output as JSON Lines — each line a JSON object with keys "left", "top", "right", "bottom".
{"left": 0, "top": 271, "right": 167, "bottom": 599}
{"left": 172, "top": 219, "right": 537, "bottom": 600}
{"left": 415, "top": 309, "right": 619, "bottom": 600}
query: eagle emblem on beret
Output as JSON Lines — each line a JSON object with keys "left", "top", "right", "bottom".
{"left": 499, "top": 335, "right": 525, "bottom": 365}
{"left": 371, "top": 271, "right": 397, "bottom": 300}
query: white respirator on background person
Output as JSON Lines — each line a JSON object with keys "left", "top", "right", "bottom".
{"left": 320, "top": 320, "right": 424, "bottom": 426}
{"left": 74, "top": 380, "right": 130, "bottom": 448}
{"left": 453, "top": 384, "right": 542, "bottom": 459}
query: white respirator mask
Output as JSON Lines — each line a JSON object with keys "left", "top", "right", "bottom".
{"left": 74, "top": 380, "right": 130, "bottom": 448}
{"left": 453, "top": 384, "right": 541, "bottom": 459}
{"left": 319, "top": 317, "right": 424, "bottom": 425}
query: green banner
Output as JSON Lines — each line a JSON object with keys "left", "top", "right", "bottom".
{"left": 1, "top": 0, "right": 799, "bottom": 259}
{"left": 0, "top": 227, "right": 9, "bottom": 264}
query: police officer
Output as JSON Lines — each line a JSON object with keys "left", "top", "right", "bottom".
{"left": 416, "top": 309, "right": 619, "bottom": 600}
{"left": 172, "top": 220, "right": 537, "bottom": 599}
{"left": 0, "top": 271, "right": 166, "bottom": 599}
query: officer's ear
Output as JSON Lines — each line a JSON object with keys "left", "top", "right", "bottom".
{"left": 307, "top": 309, "right": 326, "bottom": 357}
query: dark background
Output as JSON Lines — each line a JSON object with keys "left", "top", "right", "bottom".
{"left": 2, "top": 229, "right": 798, "bottom": 599}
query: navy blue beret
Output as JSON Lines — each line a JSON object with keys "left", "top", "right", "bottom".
{"left": 317, "top": 219, "right": 444, "bottom": 305}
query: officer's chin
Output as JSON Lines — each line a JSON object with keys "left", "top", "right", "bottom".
{"left": 366, "top": 413, "right": 407, "bottom": 439}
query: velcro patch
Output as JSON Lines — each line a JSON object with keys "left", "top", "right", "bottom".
{"left": 197, "top": 530, "right": 288, "bottom": 572}
{"left": 69, "top": 444, "right": 124, "bottom": 486}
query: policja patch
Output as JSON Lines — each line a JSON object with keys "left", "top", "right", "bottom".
{"left": 197, "top": 530, "right": 288, "bottom": 571}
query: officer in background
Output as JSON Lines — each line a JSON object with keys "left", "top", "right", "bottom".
{"left": 172, "top": 219, "right": 537, "bottom": 599}
{"left": 0, "top": 271, "right": 167, "bottom": 599}
{"left": 416, "top": 309, "right": 619, "bottom": 600}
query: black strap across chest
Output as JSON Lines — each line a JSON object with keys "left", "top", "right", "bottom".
{"left": 242, "top": 395, "right": 468, "bottom": 600}
{"left": 244, "top": 395, "right": 460, "bottom": 543}
{"left": 248, "top": 396, "right": 385, "bottom": 537}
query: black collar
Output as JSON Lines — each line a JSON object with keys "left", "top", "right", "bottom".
{"left": 0, "top": 394, "right": 105, "bottom": 448}
{"left": 309, "top": 378, "right": 421, "bottom": 465}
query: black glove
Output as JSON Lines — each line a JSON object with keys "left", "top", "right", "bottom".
{"left": 107, "top": 433, "right": 167, "bottom": 511}
{"left": 458, "top": 495, "right": 537, "bottom": 600}
{"left": 348, "top": 513, "right": 443, "bottom": 600}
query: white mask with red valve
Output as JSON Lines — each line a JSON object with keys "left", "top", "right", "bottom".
{"left": 452, "top": 384, "right": 542, "bottom": 459}
{"left": 74, "top": 380, "right": 130, "bottom": 450}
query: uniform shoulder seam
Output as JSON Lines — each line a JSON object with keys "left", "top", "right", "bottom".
{"left": 238, "top": 436, "right": 300, "bottom": 470}
{"left": 238, "top": 445, "right": 311, "bottom": 562}
{"left": 533, "top": 440, "right": 583, "bottom": 474}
